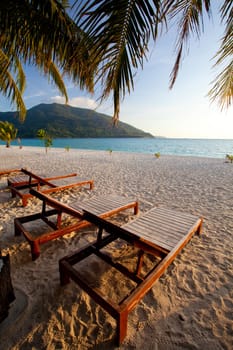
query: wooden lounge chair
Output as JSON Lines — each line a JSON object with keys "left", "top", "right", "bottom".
{"left": 0, "top": 169, "right": 21, "bottom": 177}
{"left": 9, "top": 168, "right": 94, "bottom": 206}
{"left": 14, "top": 189, "right": 139, "bottom": 260}
{"left": 7, "top": 168, "right": 77, "bottom": 189}
{"left": 59, "top": 207, "right": 203, "bottom": 345}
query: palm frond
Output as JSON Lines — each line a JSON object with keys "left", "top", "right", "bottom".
{"left": 12, "top": 55, "right": 26, "bottom": 94}
{"left": 0, "top": 49, "right": 10, "bottom": 81}
{"left": 208, "top": 63, "right": 233, "bottom": 109}
{"left": 73, "top": 0, "right": 162, "bottom": 124}
{"left": 163, "top": 0, "right": 211, "bottom": 89}
{"left": 0, "top": 49, "right": 27, "bottom": 121}
{"left": 0, "top": 70, "right": 27, "bottom": 121}
{"left": 208, "top": 0, "right": 233, "bottom": 109}
{"left": 0, "top": 0, "right": 94, "bottom": 117}
{"left": 47, "top": 61, "right": 69, "bottom": 103}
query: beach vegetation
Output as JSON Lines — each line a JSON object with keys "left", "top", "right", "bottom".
{"left": 17, "top": 137, "right": 22, "bottom": 149}
{"left": 65, "top": 145, "right": 70, "bottom": 152}
{"left": 0, "top": 1, "right": 232, "bottom": 123}
{"left": 0, "top": 121, "right": 18, "bottom": 147}
{"left": 154, "top": 152, "right": 161, "bottom": 159}
{"left": 107, "top": 148, "right": 113, "bottom": 155}
{"left": 226, "top": 154, "right": 233, "bottom": 163}
{"left": 37, "top": 129, "right": 53, "bottom": 153}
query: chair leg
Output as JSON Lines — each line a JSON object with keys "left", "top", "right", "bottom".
{"left": 56, "top": 212, "right": 62, "bottom": 228}
{"left": 59, "top": 260, "right": 70, "bottom": 286}
{"left": 22, "top": 197, "right": 28, "bottom": 207}
{"left": 11, "top": 189, "right": 16, "bottom": 198}
{"left": 14, "top": 222, "right": 21, "bottom": 236}
{"left": 136, "top": 250, "right": 144, "bottom": 277}
{"left": 117, "top": 310, "right": 128, "bottom": 346}
{"left": 197, "top": 219, "right": 203, "bottom": 235}
{"left": 134, "top": 202, "right": 139, "bottom": 215}
{"left": 30, "top": 241, "right": 40, "bottom": 261}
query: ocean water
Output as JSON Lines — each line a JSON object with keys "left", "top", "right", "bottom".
{"left": 1, "top": 138, "right": 233, "bottom": 159}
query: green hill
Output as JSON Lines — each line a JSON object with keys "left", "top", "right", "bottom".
{"left": 0, "top": 103, "right": 154, "bottom": 138}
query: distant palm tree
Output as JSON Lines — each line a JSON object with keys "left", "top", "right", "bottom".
{"left": 36, "top": 128, "right": 53, "bottom": 153}
{"left": 0, "top": 121, "right": 18, "bottom": 147}
{"left": 226, "top": 154, "right": 233, "bottom": 163}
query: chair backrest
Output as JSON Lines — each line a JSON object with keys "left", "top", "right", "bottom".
{"left": 29, "top": 189, "right": 83, "bottom": 218}
{"left": 21, "top": 168, "right": 56, "bottom": 188}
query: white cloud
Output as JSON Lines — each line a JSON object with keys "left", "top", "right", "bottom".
{"left": 24, "top": 91, "right": 46, "bottom": 100}
{"left": 50, "top": 95, "right": 98, "bottom": 109}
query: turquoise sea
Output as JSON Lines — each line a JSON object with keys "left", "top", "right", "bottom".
{"left": 1, "top": 138, "right": 233, "bottom": 159}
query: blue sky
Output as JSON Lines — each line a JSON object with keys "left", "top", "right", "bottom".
{"left": 0, "top": 3, "right": 232, "bottom": 139}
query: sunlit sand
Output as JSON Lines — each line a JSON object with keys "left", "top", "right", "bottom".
{"left": 0, "top": 146, "right": 232, "bottom": 349}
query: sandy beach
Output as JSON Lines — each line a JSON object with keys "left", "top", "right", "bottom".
{"left": 0, "top": 146, "right": 232, "bottom": 350}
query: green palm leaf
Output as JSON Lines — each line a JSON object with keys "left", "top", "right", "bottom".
{"left": 0, "top": 0, "right": 93, "bottom": 119}
{"left": 47, "top": 61, "right": 69, "bottom": 104}
{"left": 163, "top": 0, "right": 211, "bottom": 89}
{"left": 208, "top": 0, "right": 233, "bottom": 109}
{"left": 73, "top": 0, "right": 162, "bottom": 124}
{"left": 0, "top": 0, "right": 231, "bottom": 124}
{"left": 0, "top": 49, "right": 27, "bottom": 121}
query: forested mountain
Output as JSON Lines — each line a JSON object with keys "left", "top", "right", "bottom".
{"left": 0, "top": 103, "right": 154, "bottom": 138}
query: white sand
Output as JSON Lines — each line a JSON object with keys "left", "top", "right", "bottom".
{"left": 0, "top": 146, "right": 232, "bottom": 349}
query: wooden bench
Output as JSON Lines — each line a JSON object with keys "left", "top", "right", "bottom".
{"left": 59, "top": 207, "right": 203, "bottom": 345}
{"left": 9, "top": 168, "right": 94, "bottom": 206}
{"left": 14, "top": 189, "right": 139, "bottom": 260}
{"left": 0, "top": 169, "right": 21, "bottom": 177}
{"left": 7, "top": 168, "right": 77, "bottom": 188}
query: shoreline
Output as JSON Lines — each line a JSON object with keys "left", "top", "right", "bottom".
{"left": 1, "top": 137, "right": 233, "bottom": 159}
{"left": 0, "top": 144, "right": 230, "bottom": 161}
{"left": 0, "top": 148, "right": 232, "bottom": 349}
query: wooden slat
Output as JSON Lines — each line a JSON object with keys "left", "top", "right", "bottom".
{"left": 139, "top": 215, "right": 197, "bottom": 234}
{"left": 49, "top": 176, "right": 85, "bottom": 186}
{"left": 123, "top": 226, "right": 192, "bottom": 249}
{"left": 126, "top": 223, "right": 182, "bottom": 248}
{"left": 81, "top": 207, "right": 200, "bottom": 253}
{"left": 138, "top": 209, "right": 199, "bottom": 227}
{"left": 71, "top": 196, "right": 136, "bottom": 216}
{"left": 8, "top": 172, "right": 77, "bottom": 186}
{"left": 125, "top": 217, "right": 186, "bottom": 239}
{"left": 9, "top": 175, "right": 28, "bottom": 183}
{"left": 155, "top": 207, "right": 199, "bottom": 220}
{"left": 123, "top": 207, "right": 200, "bottom": 252}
